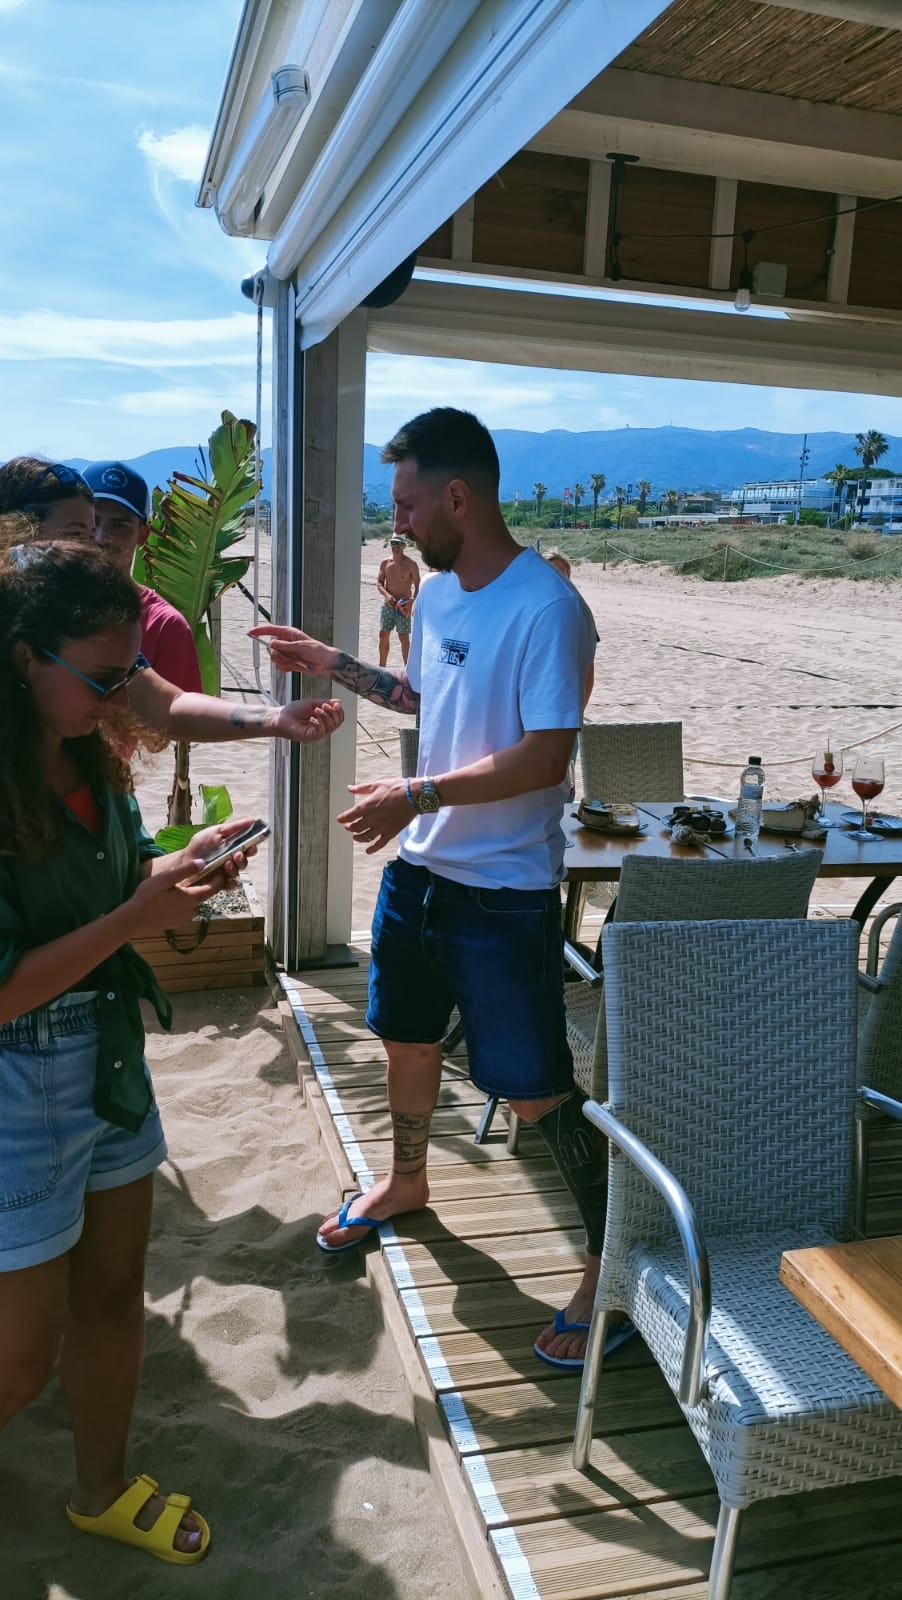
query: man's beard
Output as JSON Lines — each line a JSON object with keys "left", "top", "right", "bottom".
{"left": 418, "top": 517, "right": 463, "bottom": 573}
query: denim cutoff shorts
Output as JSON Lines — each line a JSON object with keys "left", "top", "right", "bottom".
{"left": 366, "top": 858, "right": 575, "bottom": 1100}
{"left": 0, "top": 994, "right": 167, "bottom": 1272}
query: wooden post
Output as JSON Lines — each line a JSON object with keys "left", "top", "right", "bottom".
{"left": 268, "top": 292, "right": 365, "bottom": 970}
{"left": 602, "top": 540, "right": 607, "bottom": 571}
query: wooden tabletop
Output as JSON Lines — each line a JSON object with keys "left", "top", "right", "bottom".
{"left": 563, "top": 800, "right": 902, "bottom": 883}
{"left": 779, "top": 1235, "right": 902, "bottom": 1409}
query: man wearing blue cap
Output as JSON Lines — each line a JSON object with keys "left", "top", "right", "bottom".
{"left": 83, "top": 462, "right": 202, "bottom": 693}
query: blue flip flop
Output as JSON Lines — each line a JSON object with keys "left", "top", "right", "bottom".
{"left": 315, "top": 1192, "right": 385, "bottom": 1255}
{"left": 534, "top": 1308, "right": 637, "bottom": 1370}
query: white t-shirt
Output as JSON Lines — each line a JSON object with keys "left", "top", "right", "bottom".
{"left": 399, "top": 547, "right": 596, "bottom": 890}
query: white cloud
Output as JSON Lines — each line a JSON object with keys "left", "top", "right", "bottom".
{"left": 137, "top": 125, "right": 211, "bottom": 184}
{"left": 137, "top": 125, "right": 263, "bottom": 283}
{"left": 116, "top": 382, "right": 262, "bottom": 418}
{"left": 0, "top": 0, "right": 32, "bottom": 13}
{"left": 0, "top": 309, "right": 261, "bottom": 368}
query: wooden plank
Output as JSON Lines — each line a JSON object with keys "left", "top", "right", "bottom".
{"left": 345, "top": 1137, "right": 525, "bottom": 1172}
{"left": 158, "top": 969, "right": 265, "bottom": 994}
{"left": 444, "top": 1369, "right": 680, "bottom": 1455}
{"left": 389, "top": 1228, "right": 584, "bottom": 1289}
{"left": 343, "top": 1105, "right": 533, "bottom": 1142}
{"left": 708, "top": 177, "right": 736, "bottom": 289}
{"left": 583, "top": 159, "right": 611, "bottom": 277}
{"left": 421, "top": 1322, "right": 648, "bottom": 1394}
{"left": 780, "top": 1235, "right": 902, "bottom": 1407}
{"left": 150, "top": 946, "right": 265, "bottom": 973}
{"left": 338, "top": 1079, "right": 487, "bottom": 1112}
{"left": 468, "top": 1430, "right": 711, "bottom": 1527}
{"left": 596, "top": 1543, "right": 902, "bottom": 1599}
{"left": 364, "top": 1248, "right": 510, "bottom": 1600}
{"left": 394, "top": 1188, "right": 581, "bottom": 1243}
{"left": 509, "top": 1480, "right": 902, "bottom": 1600}
{"left": 135, "top": 925, "right": 263, "bottom": 955}
{"left": 402, "top": 1271, "right": 583, "bottom": 1338}
{"left": 321, "top": 1059, "right": 471, "bottom": 1089}
{"left": 415, "top": 1158, "right": 566, "bottom": 1203}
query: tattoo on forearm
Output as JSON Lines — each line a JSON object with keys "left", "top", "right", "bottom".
{"left": 331, "top": 651, "right": 420, "bottom": 715}
{"left": 229, "top": 706, "right": 268, "bottom": 732}
{"left": 392, "top": 1110, "right": 431, "bottom": 1172}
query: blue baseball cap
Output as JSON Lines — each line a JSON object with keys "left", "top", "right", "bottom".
{"left": 83, "top": 461, "right": 150, "bottom": 520}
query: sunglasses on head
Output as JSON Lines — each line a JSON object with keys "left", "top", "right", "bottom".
{"left": 41, "top": 650, "right": 146, "bottom": 701}
{"left": 30, "top": 463, "right": 91, "bottom": 497}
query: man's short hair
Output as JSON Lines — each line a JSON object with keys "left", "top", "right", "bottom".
{"left": 381, "top": 408, "right": 500, "bottom": 496}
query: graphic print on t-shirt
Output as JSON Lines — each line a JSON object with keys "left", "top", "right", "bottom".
{"left": 440, "top": 637, "right": 470, "bottom": 666}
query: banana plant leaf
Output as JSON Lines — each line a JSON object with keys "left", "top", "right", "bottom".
{"left": 154, "top": 784, "right": 233, "bottom": 853}
{"left": 141, "top": 410, "right": 259, "bottom": 697}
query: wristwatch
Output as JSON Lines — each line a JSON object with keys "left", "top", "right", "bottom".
{"left": 405, "top": 777, "right": 441, "bottom": 814}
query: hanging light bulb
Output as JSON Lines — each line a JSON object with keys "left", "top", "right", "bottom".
{"left": 734, "top": 267, "right": 753, "bottom": 313}
{"left": 734, "top": 229, "right": 755, "bottom": 313}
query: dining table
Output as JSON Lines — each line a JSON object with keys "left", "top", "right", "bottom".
{"left": 562, "top": 799, "right": 902, "bottom": 941}
{"left": 779, "top": 1235, "right": 902, "bottom": 1410}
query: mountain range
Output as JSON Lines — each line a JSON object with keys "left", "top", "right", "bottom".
{"left": 70, "top": 426, "right": 901, "bottom": 508}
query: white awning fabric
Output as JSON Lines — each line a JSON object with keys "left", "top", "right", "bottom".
{"left": 367, "top": 278, "right": 902, "bottom": 395}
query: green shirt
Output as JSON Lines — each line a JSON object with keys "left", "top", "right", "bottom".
{"left": 0, "top": 787, "right": 172, "bottom": 1132}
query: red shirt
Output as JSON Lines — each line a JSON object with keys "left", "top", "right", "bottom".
{"left": 139, "top": 587, "right": 203, "bottom": 694}
{"left": 65, "top": 782, "right": 101, "bottom": 833}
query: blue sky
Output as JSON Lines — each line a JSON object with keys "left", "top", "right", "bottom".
{"left": 3, "top": 0, "right": 902, "bottom": 463}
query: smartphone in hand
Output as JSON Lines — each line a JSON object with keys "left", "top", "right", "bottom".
{"left": 180, "top": 820, "right": 271, "bottom": 886}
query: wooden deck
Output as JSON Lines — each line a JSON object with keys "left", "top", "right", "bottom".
{"left": 278, "top": 951, "right": 902, "bottom": 1600}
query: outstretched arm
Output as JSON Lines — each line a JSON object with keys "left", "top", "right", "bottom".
{"left": 249, "top": 626, "right": 420, "bottom": 715}
{"left": 129, "top": 665, "right": 344, "bottom": 744}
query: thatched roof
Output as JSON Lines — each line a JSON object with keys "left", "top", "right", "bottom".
{"left": 614, "top": 0, "right": 902, "bottom": 114}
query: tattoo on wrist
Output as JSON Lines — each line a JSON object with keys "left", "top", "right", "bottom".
{"left": 229, "top": 706, "right": 267, "bottom": 732}
{"left": 391, "top": 1110, "right": 431, "bottom": 1171}
{"left": 331, "top": 651, "right": 420, "bottom": 714}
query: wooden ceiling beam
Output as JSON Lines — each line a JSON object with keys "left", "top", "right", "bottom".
{"left": 532, "top": 69, "right": 902, "bottom": 199}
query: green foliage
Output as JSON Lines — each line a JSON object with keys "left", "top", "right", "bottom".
{"left": 141, "top": 411, "right": 259, "bottom": 696}
{"left": 153, "top": 785, "right": 234, "bottom": 852}
{"left": 796, "top": 509, "right": 828, "bottom": 527}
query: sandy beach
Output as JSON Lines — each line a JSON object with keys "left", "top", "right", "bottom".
{"left": 7, "top": 545, "right": 901, "bottom": 1596}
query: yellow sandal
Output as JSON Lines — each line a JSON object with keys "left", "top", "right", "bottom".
{"left": 66, "top": 1473, "right": 211, "bottom": 1565}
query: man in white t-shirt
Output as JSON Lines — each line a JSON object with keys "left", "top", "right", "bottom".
{"left": 251, "top": 408, "right": 631, "bottom": 1370}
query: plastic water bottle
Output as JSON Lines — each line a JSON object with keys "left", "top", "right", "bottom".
{"left": 734, "top": 755, "right": 765, "bottom": 843}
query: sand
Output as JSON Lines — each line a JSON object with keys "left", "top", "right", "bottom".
{"left": 7, "top": 544, "right": 901, "bottom": 1596}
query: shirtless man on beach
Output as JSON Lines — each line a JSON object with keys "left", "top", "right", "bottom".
{"left": 376, "top": 534, "right": 420, "bottom": 666}
{"left": 252, "top": 406, "right": 632, "bottom": 1373}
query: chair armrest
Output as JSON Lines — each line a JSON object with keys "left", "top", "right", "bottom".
{"left": 563, "top": 941, "right": 604, "bottom": 987}
{"left": 857, "top": 972, "right": 884, "bottom": 996}
{"left": 860, "top": 1087, "right": 902, "bottom": 1123}
{"left": 582, "top": 1098, "right": 712, "bottom": 1408}
{"left": 866, "top": 902, "right": 902, "bottom": 977}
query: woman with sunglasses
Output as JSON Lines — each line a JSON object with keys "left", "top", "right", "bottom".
{"left": 0, "top": 457, "right": 344, "bottom": 748}
{"left": 0, "top": 543, "right": 259, "bottom": 1564}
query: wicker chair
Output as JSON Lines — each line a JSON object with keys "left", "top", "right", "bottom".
{"left": 855, "top": 904, "right": 902, "bottom": 1234}
{"left": 578, "top": 719, "right": 684, "bottom": 804}
{"left": 566, "top": 849, "right": 822, "bottom": 1099}
{"left": 573, "top": 918, "right": 902, "bottom": 1600}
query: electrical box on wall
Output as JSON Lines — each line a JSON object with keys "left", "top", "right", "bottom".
{"left": 753, "top": 262, "right": 788, "bottom": 297}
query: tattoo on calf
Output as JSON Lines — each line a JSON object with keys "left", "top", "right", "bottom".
{"left": 392, "top": 1110, "right": 432, "bottom": 1171}
{"left": 332, "top": 651, "right": 420, "bottom": 715}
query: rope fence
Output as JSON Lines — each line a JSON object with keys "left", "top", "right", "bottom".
{"left": 578, "top": 537, "right": 899, "bottom": 579}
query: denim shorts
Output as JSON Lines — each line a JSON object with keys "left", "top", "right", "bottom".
{"left": 0, "top": 995, "right": 167, "bottom": 1272}
{"left": 367, "top": 858, "right": 574, "bottom": 1100}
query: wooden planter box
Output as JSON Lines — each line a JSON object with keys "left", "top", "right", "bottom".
{"left": 132, "top": 876, "right": 266, "bottom": 994}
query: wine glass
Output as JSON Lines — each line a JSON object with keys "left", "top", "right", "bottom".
{"left": 849, "top": 755, "right": 885, "bottom": 841}
{"left": 812, "top": 740, "right": 843, "bottom": 827}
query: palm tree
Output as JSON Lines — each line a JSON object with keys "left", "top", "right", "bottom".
{"left": 534, "top": 482, "right": 546, "bottom": 519}
{"left": 637, "top": 478, "right": 652, "bottom": 515}
{"left": 853, "top": 429, "right": 889, "bottom": 521}
{"left": 664, "top": 488, "right": 680, "bottom": 515}
{"left": 824, "top": 463, "right": 854, "bottom": 526}
{"left": 614, "top": 485, "right": 626, "bottom": 529}
{"left": 590, "top": 472, "right": 606, "bottom": 527}
{"left": 573, "top": 482, "right": 585, "bottom": 516}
